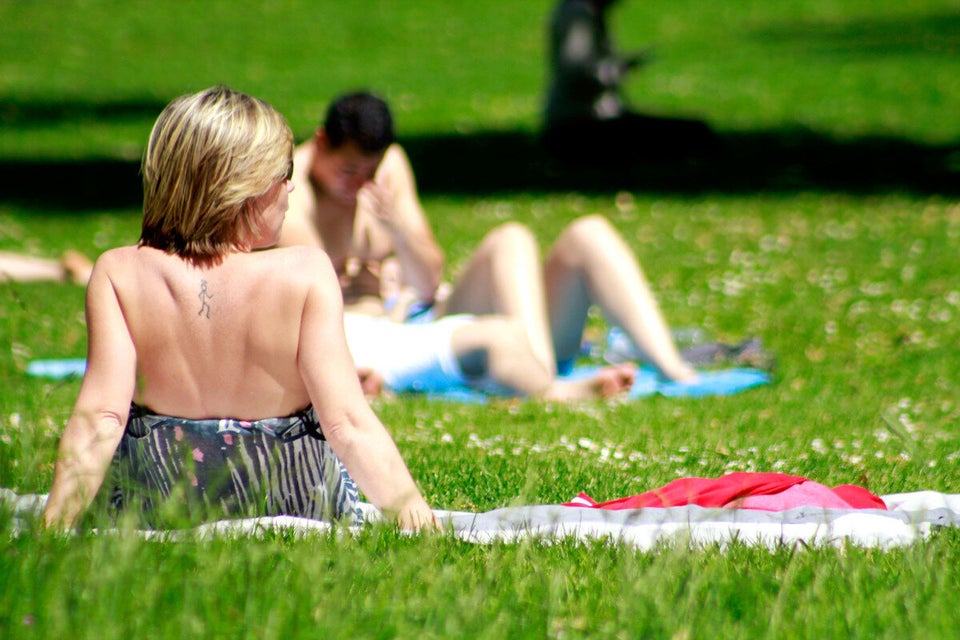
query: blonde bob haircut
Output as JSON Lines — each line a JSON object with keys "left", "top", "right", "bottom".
{"left": 139, "top": 85, "right": 293, "bottom": 261}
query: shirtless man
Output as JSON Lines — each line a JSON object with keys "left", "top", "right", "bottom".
{"left": 280, "top": 92, "right": 694, "bottom": 400}
{"left": 279, "top": 92, "right": 443, "bottom": 319}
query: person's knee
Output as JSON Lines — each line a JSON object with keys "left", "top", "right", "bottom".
{"left": 569, "top": 214, "right": 613, "bottom": 238}
{"left": 556, "top": 214, "right": 616, "bottom": 251}
{"left": 485, "top": 221, "right": 537, "bottom": 255}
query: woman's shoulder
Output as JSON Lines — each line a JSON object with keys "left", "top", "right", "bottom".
{"left": 96, "top": 244, "right": 139, "bottom": 260}
{"left": 258, "top": 245, "right": 331, "bottom": 268}
{"left": 249, "top": 246, "right": 337, "bottom": 285}
{"left": 93, "top": 244, "right": 194, "bottom": 277}
{"left": 89, "top": 245, "right": 145, "bottom": 276}
{"left": 243, "top": 249, "right": 341, "bottom": 311}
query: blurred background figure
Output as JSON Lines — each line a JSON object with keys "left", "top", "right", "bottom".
{"left": 0, "top": 250, "right": 92, "bottom": 285}
{"left": 542, "top": 0, "right": 715, "bottom": 163}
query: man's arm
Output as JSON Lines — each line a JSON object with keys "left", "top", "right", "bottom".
{"left": 363, "top": 144, "right": 444, "bottom": 304}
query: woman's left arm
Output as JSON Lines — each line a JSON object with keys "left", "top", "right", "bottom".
{"left": 43, "top": 253, "right": 137, "bottom": 529}
{"left": 297, "top": 252, "right": 436, "bottom": 530}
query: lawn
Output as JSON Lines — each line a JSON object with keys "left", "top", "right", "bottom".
{"left": 1, "top": 1, "right": 960, "bottom": 638}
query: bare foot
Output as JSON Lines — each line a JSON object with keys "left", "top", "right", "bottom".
{"left": 542, "top": 363, "right": 637, "bottom": 402}
{"left": 594, "top": 363, "right": 638, "bottom": 397}
{"left": 60, "top": 250, "right": 94, "bottom": 285}
{"left": 663, "top": 362, "right": 699, "bottom": 384}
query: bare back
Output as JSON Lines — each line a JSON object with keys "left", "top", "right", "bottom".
{"left": 100, "top": 244, "right": 331, "bottom": 419}
{"left": 42, "top": 86, "right": 437, "bottom": 531}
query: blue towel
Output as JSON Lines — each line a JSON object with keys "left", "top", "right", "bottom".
{"left": 417, "top": 365, "right": 770, "bottom": 403}
{"left": 25, "top": 358, "right": 770, "bottom": 403}
{"left": 549, "top": 365, "right": 769, "bottom": 399}
{"left": 26, "top": 358, "right": 86, "bottom": 379}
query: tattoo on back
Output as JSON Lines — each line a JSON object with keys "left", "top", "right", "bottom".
{"left": 198, "top": 279, "right": 213, "bottom": 319}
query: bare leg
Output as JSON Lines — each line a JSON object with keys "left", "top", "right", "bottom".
{"left": 440, "top": 223, "right": 556, "bottom": 378}
{"left": 450, "top": 317, "right": 635, "bottom": 401}
{"left": 0, "top": 250, "right": 93, "bottom": 285}
{"left": 543, "top": 215, "right": 696, "bottom": 382}
{"left": 540, "top": 363, "right": 637, "bottom": 402}
{"left": 0, "top": 251, "right": 68, "bottom": 283}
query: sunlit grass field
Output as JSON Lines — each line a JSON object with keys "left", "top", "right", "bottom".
{"left": 2, "top": 1, "right": 960, "bottom": 638}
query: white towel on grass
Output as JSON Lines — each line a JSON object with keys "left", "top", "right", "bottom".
{"left": 6, "top": 488, "right": 959, "bottom": 551}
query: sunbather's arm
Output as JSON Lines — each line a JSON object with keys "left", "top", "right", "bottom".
{"left": 44, "top": 254, "right": 136, "bottom": 528}
{"left": 363, "top": 145, "right": 444, "bottom": 304}
{"left": 298, "top": 253, "right": 436, "bottom": 530}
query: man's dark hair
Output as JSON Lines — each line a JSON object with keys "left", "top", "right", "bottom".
{"left": 323, "top": 92, "right": 395, "bottom": 153}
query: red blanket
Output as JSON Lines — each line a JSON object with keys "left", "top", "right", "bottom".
{"left": 565, "top": 472, "right": 886, "bottom": 511}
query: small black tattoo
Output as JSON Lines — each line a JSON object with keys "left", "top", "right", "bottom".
{"left": 198, "top": 279, "right": 213, "bottom": 318}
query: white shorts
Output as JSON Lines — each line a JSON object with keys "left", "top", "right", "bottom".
{"left": 343, "top": 313, "right": 476, "bottom": 393}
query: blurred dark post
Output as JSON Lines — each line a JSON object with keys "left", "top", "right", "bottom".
{"left": 541, "top": 0, "right": 715, "bottom": 164}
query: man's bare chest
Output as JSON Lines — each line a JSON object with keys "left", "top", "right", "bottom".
{"left": 315, "top": 212, "right": 395, "bottom": 273}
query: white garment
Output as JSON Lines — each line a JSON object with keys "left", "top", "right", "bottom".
{"left": 343, "top": 313, "right": 475, "bottom": 393}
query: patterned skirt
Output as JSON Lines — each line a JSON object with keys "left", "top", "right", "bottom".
{"left": 110, "top": 404, "right": 364, "bottom": 527}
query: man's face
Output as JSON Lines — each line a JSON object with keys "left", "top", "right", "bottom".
{"left": 312, "top": 134, "right": 385, "bottom": 208}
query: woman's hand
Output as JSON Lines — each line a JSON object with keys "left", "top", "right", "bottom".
{"left": 394, "top": 495, "right": 441, "bottom": 532}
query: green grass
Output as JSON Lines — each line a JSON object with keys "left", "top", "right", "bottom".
{"left": 3, "top": 0, "right": 960, "bottom": 152}
{"left": 5, "top": 530, "right": 960, "bottom": 639}
{"left": 2, "top": 1, "right": 960, "bottom": 638}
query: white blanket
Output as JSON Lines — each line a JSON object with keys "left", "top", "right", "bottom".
{"left": 7, "top": 488, "right": 960, "bottom": 550}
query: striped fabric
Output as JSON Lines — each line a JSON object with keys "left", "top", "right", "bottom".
{"left": 110, "top": 404, "right": 363, "bottom": 527}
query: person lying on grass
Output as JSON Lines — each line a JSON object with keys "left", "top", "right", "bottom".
{"left": 19, "top": 92, "right": 695, "bottom": 402}
{"left": 2, "top": 245, "right": 637, "bottom": 401}
{"left": 42, "top": 86, "right": 436, "bottom": 532}
{"left": 278, "top": 92, "right": 697, "bottom": 397}
{"left": 0, "top": 249, "right": 93, "bottom": 285}
{"left": 346, "top": 312, "right": 639, "bottom": 402}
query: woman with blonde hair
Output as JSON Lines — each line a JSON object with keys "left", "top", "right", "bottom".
{"left": 43, "top": 86, "right": 435, "bottom": 530}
